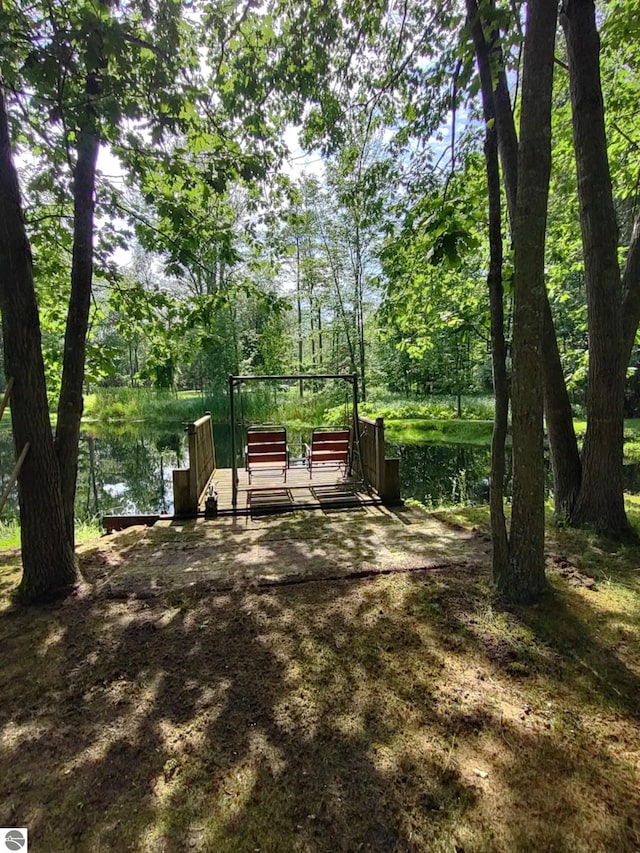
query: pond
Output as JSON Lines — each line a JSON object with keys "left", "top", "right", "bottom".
{"left": 2, "top": 420, "right": 634, "bottom": 523}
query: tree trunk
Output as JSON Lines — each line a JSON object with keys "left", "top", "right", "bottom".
{"left": 541, "top": 299, "right": 583, "bottom": 515}
{"left": 561, "top": 0, "right": 628, "bottom": 534}
{"left": 466, "top": 0, "right": 510, "bottom": 575}
{"left": 505, "top": 0, "right": 557, "bottom": 602}
{"left": 54, "top": 117, "right": 99, "bottom": 548}
{"left": 296, "top": 234, "right": 303, "bottom": 397}
{"left": 492, "top": 27, "right": 582, "bottom": 518}
{"left": 310, "top": 292, "right": 316, "bottom": 367}
{"left": 354, "top": 226, "right": 367, "bottom": 401}
{"left": 0, "top": 90, "right": 76, "bottom": 602}
{"left": 468, "top": 0, "right": 583, "bottom": 518}
{"left": 485, "top": 124, "right": 510, "bottom": 576}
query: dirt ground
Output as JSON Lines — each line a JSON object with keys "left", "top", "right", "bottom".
{"left": 78, "top": 504, "right": 490, "bottom": 596}
{"left": 0, "top": 506, "right": 639, "bottom": 852}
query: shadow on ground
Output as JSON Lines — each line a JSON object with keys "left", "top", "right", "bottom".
{"left": 0, "top": 502, "right": 640, "bottom": 853}
{"left": 0, "top": 510, "right": 639, "bottom": 852}
{"left": 81, "top": 505, "right": 488, "bottom": 598}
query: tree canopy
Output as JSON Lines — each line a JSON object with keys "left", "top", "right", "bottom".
{"left": 1, "top": 0, "right": 640, "bottom": 602}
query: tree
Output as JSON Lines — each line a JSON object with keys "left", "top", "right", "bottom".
{"left": 1, "top": 0, "right": 196, "bottom": 558}
{"left": 467, "top": 1, "right": 509, "bottom": 572}
{"left": 0, "top": 90, "right": 76, "bottom": 601}
{"left": 377, "top": 159, "right": 489, "bottom": 407}
{"left": 468, "top": 0, "right": 640, "bottom": 536}
{"left": 501, "top": 0, "right": 557, "bottom": 600}
{"left": 561, "top": 0, "right": 627, "bottom": 533}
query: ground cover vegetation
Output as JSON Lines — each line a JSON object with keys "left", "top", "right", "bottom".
{"left": 0, "top": 0, "right": 637, "bottom": 608}
{"left": 0, "top": 505, "right": 638, "bottom": 851}
{"left": 2, "top": 0, "right": 640, "bottom": 844}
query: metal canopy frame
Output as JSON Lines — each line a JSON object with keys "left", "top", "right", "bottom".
{"left": 228, "top": 373, "right": 362, "bottom": 509}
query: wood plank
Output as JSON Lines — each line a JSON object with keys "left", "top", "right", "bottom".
{"left": 247, "top": 430, "right": 286, "bottom": 443}
{"left": 312, "top": 430, "right": 349, "bottom": 441}
{"left": 312, "top": 450, "right": 348, "bottom": 461}
{"left": 103, "top": 514, "right": 162, "bottom": 532}
{"left": 247, "top": 447, "right": 287, "bottom": 459}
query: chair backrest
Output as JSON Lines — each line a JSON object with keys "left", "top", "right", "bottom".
{"left": 310, "top": 428, "right": 350, "bottom": 462}
{"left": 247, "top": 428, "right": 287, "bottom": 463}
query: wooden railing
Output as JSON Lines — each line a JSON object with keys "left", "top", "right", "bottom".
{"left": 356, "top": 416, "right": 401, "bottom": 504}
{"left": 173, "top": 413, "right": 216, "bottom": 515}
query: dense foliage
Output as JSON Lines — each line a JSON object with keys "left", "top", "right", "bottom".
{"left": 1, "top": 0, "right": 639, "bottom": 601}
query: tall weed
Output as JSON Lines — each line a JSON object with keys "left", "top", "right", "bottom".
{"left": 83, "top": 387, "right": 496, "bottom": 428}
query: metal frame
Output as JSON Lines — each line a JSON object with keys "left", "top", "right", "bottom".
{"left": 229, "top": 373, "right": 364, "bottom": 509}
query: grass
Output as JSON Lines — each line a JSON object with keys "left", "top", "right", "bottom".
{"left": 439, "top": 494, "right": 640, "bottom": 582}
{"left": 0, "top": 519, "right": 101, "bottom": 550}
{"left": 623, "top": 419, "right": 640, "bottom": 462}
{"left": 77, "top": 388, "right": 640, "bottom": 462}
{"left": 441, "top": 497, "right": 640, "bottom": 706}
{"left": 384, "top": 418, "right": 495, "bottom": 446}
{"left": 83, "top": 385, "right": 348, "bottom": 429}
{"left": 83, "top": 388, "right": 205, "bottom": 423}
{"left": 0, "top": 508, "right": 639, "bottom": 851}
{"left": 359, "top": 392, "right": 496, "bottom": 421}
{"left": 82, "top": 387, "right": 498, "bottom": 429}
{"left": 0, "top": 521, "right": 20, "bottom": 550}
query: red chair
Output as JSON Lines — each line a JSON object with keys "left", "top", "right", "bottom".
{"left": 305, "top": 428, "right": 350, "bottom": 478}
{"left": 245, "top": 427, "right": 288, "bottom": 483}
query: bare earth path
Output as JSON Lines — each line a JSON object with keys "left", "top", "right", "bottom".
{"left": 79, "top": 504, "right": 490, "bottom": 596}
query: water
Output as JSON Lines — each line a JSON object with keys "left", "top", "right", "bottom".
{"left": 387, "top": 441, "right": 497, "bottom": 508}
{"left": 3, "top": 420, "right": 633, "bottom": 521}
{"left": 0, "top": 422, "right": 187, "bottom": 523}
{"left": 76, "top": 425, "right": 186, "bottom": 518}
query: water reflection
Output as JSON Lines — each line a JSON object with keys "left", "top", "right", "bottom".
{"left": 0, "top": 423, "right": 187, "bottom": 523}
{"left": 387, "top": 442, "right": 501, "bottom": 508}
{"left": 75, "top": 425, "right": 186, "bottom": 518}
{"left": 1, "top": 422, "right": 630, "bottom": 521}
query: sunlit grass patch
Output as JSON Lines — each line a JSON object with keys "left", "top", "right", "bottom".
{"left": 427, "top": 504, "right": 493, "bottom": 530}
{"left": 0, "top": 519, "right": 101, "bottom": 554}
{"left": 358, "top": 392, "right": 496, "bottom": 421}
{"left": 623, "top": 420, "right": 640, "bottom": 461}
{"left": 83, "top": 387, "right": 203, "bottom": 423}
{"left": 0, "top": 520, "right": 20, "bottom": 550}
{"left": 385, "top": 418, "right": 494, "bottom": 446}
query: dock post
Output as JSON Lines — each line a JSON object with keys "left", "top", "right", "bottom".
{"left": 187, "top": 422, "right": 199, "bottom": 512}
{"left": 375, "top": 416, "right": 385, "bottom": 496}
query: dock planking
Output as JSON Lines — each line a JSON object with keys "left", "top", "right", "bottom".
{"left": 211, "top": 463, "right": 376, "bottom": 515}
{"left": 103, "top": 463, "right": 377, "bottom": 531}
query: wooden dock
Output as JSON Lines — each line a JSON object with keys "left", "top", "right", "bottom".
{"left": 103, "top": 464, "right": 378, "bottom": 532}
{"left": 103, "top": 412, "right": 401, "bottom": 532}
{"left": 209, "top": 462, "right": 378, "bottom": 516}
